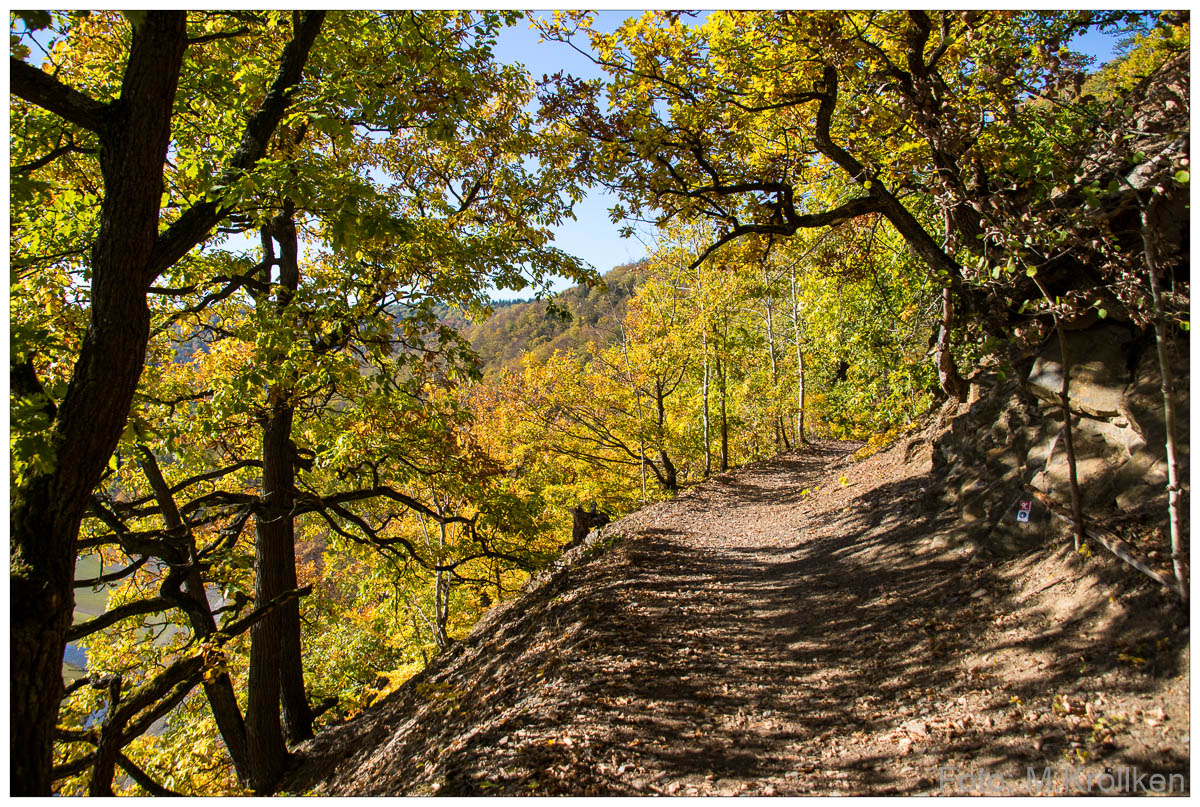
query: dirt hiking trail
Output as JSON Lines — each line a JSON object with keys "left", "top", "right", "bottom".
{"left": 287, "top": 439, "right": 1189, "bottom": 796}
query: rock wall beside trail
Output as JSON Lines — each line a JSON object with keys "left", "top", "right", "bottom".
{"left": 927, "top": 323, "right": 1188, "bottom": 559}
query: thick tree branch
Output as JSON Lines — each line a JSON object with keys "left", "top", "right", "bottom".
{"left": 86, "top": 498, "right": 188, "bottom": 562}
{"left": 116, "top": 752, "right": 182, "bottom": 797}
{"left": 12, "top": 138, "right": 93, "bottom": 174}
{"left": 10, "top": 57, "right": 109, "bottom": 133}
{"left": 690, "top": 196, "right": 883, "bottom": 269}
{"left": 216, "top": 584, "right": 312, "bottom": 637}
{"left": 57, "top": 584, "right": 312, "bottom": 787}
{"left": 186, "top": 27, "right": 251, "bottom": 47}
{"left": 11, "top": 356, "right": 58, "bottom": 425}
{"left": 51, "top": 752, "right": 96, "bottom": 782}
{"left": 307, "top": 486, "right": 477, "bottom": 529}
{"left": 811, "top": 65, "right": 965, "bottom": 284}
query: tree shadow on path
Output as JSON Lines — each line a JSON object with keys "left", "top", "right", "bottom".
{"left": 288, "top": 443, "right": 1189, "bottom": 796}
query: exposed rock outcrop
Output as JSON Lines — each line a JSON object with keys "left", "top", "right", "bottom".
{"left": 930, "top": 324, "right": 1188, "bottom": 559}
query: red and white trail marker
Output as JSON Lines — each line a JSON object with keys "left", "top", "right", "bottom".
{"left": 1017, "top": 500, "right": 1032, "bottom": 523}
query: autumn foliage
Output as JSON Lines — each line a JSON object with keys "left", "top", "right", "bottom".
{"left": 9, "top": 10, "right": 1188, "bottom": 795}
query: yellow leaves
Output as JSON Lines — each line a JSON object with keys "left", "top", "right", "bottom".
{"left": 198, "top": 336, "right": 255, "bottom": 376}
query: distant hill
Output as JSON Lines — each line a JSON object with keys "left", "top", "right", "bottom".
{"left": 170, "top": 262, "right": 645, "bottom": 374}
{"left": 450, "top": 261, "right": 646, "bottom": 376}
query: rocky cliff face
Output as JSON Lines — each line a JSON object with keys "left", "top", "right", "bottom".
{"left": 928, "top": 323, "right": 1188, "bottom": 567}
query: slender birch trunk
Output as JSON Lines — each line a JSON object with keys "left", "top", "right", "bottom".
{"left": 789, "top": 264, "right": 807, "bottom": 446}
{"left": 764, "top": 292, "right": 783, "bottom": 449}
{"left": 620, "top": 322, "right": 649, "bottom": 501}
{"left": 697, "top": 266, "right": 712, "bottom": 477}
{"left": 1141, "top": 200, "right": 1188, "bottom": 602}
{"left": 1031, "top": 276, "right": 1085, "bottom": 552}
{"left": 717, "top": 352, "right": 729, "bottom": 472}
{"left": 432, "top": 515, "right": 451, "bottom": 648}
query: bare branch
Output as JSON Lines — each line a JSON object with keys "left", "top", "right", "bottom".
{"left": 67, "top": 597, "right": 172, "bottom": 642}
{"left": 73, "top": 556, "right": 148, "bottom": 589}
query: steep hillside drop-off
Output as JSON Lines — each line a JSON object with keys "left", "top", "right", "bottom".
{"left": 284, "top": 337, "right": 1189, "bottom": 795}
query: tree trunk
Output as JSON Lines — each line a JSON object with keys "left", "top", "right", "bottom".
{"left": 764, "top": 293, "right": 782, "bottom": 449}
{"left": 271, "top": 213, "right": 314, "bottom": 745}
{"left": 88, "top": 675, "right": 123, "bottom": 796}
{"left": 935, "top": 286, "right": 969, "bottom": 400}
{"left": 246, "top": 215, "right": 310, "bottom": 789}
{"left": 619, "top": 321, "right": 650, "bottom": 501}
{"left": 10, "top": 13, "right": 323, "bottom": 793}
{"left": 718, "top": 355, "right": 729, "bottom": 472}
{"left": 433, "top": 521, "right": 451, "bottom": 649}
{"left": 788, "top": 264, "right": 807, "bottom": 446}
{"left": 137, "top": 449, "right": 252, "bottom": 783}
{"left": 1054, "top": 326, "right": 1086, "bottom": 553}
{"left": 1030, "top": 275, "right": 1085, "bottom": 554}
{"left": 701, "top": 334, "right": 712, "bottom": 476}
{"left": 696, "top": 264, "right": 712, "bottom": 477}
{"left": 246, "top": 403, "right": 297, "bottom": 791}
{"left": 9, "top": 13, "right": 188, "bottom": 795}
{"left": 1141, "top": 200, "right": 1188, "bottom": 602}
{"left": 653, "top": 379, "right": 679, "bottom": 491}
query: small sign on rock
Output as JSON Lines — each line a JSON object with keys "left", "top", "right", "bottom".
{"left": 1016, "top": 500, "right": 1032, "bottom": 523}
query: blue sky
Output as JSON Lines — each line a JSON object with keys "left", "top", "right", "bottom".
{"left": 490, "top": 11, "right": 653, "bottom": 299}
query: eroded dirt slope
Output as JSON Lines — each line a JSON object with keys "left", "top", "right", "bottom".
{"left": 285, "top": 439, "right": 1188, "bottom": 796}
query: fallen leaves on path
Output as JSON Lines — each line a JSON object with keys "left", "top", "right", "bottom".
{"left": 285, "top": 440, "right": 1189, "bottom": 796}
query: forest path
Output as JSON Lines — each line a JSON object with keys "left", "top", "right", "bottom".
{"left": 289, "top": 440, "right": 1188, "bottom": 796}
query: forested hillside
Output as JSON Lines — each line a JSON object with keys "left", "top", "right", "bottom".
{"left": 450, "top": 260, "right": 644, "bottom": 375}
{"left": 9, "top": 10, "right": 1188, "bottom": 796}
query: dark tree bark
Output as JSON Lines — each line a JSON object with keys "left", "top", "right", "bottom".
{"left": 659, "top": 449, "right": 679, "bottom": 492}
{"left": 245, "top": 402, "right": 296, "bottom": 791}
{"left": 652, "top": 378, "right": 679, "bottom": 491}
{"left": 8, "top": 12, "right": 325, "bottom": 795}
{"left": 270, "top": 212, "right": 315, "bottom": 745}
{"left": 9, "top": 14, "right": 187, "bottom": 795}
{"left": 570, "top": 505, "right": 611, "bottom": 545}
{"left": 246, "top": 210, "right": 312, "bottom": 792}
{"left": 58, "top": 588, "right": 307, "bottom": 794}
{"left": 935, "top": 287, "right": 969, "bottom": 400}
